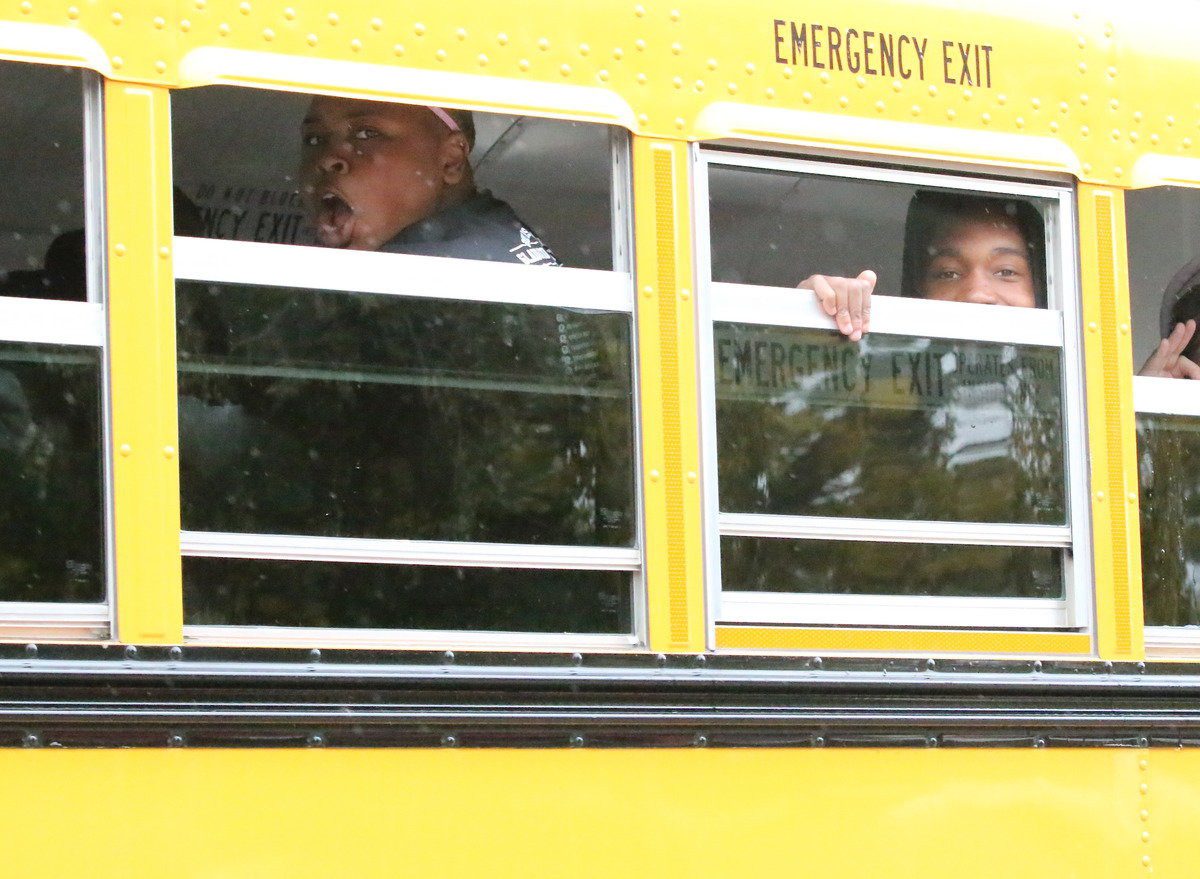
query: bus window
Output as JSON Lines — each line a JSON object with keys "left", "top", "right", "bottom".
{"left": 170, "top": 87, "right": 637, "bottom": 643}
{"left": 0, "top": 61, "right": 106, "bottom": 627}
{"left": 1127, "top": 186, "right": 1200, "bottom": 635}
{"left": 700, "top": 153, "right": 1087, "bottom": 630}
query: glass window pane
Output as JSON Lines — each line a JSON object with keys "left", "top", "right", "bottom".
{"left": 183, "top": 557, "right": 631, "bottom": 633}
{"left": 177, "top": 282, "right": 635, "bottom": 546}
{"left": 721, "top": 536, "right": 1062, "bottom": 599}
{"left": 715, "top": 324, "right": 1066, "bottom": 524}
{"left": 1138, "top": 413, "right": 1200, "bottom": 626}
{"left": 171, "top": 86, "right": 615, "bottom": 269}
{"left": 0, "top": 343, "right": 104, "bottom": 602}
{"left": 708, "top": 163, "right": 1052, "bottom": 310}
{"left": 0, "top": 63, "right": 86, "bottom": 302}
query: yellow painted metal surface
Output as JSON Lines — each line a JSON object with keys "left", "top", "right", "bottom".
{"left": 717, "top": 626, "right": 1091, "bottom": 655}
{"left": 1079, "top": 185, "right": 1144, "bottom": 661}
{"left": 634, "top": 138, "right": 704, "bottom": 653}
{"left": 0, "top": 747, "right": 1163, "bottom": 877}
{"left": 105, "top": 82, "right": 184, "bottom": 644}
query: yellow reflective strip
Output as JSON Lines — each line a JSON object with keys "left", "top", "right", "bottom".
{"left": 106, "top": 82, "right": 182, "bottom": 644}
{"left": 1080, "top": 185, "right": 1144, "bottom": 660}
{"left": 634, "top": 137, "right": 704, "bottom": 652}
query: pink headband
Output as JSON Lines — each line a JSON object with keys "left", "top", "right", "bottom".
{"left": 428, "top": 106, "right": 460, "bottom": 132}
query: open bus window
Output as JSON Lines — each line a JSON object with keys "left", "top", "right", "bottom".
{"left": 0, "top": 63, "right": 87, "bottom": 302}
{"left": 169, "top": 86, "right": 637, "bottom": 641}
{"left": 1127, "top": 186, "right": 1200, "bottom": 631}
{"left": 0, "top": 61, "right": 106, "bottom": 623}
{"left": 700, "top": 153, "right": 1087, "bottom": 630}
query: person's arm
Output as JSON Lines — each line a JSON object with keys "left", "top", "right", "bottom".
{"left": 1138, "top": 320, "right": 1200, "bottom": 379}
{"left": 797, "top": 270, "right": 876, "bottom": 342}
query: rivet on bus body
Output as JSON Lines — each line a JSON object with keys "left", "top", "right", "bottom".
{"left": 597, "top": 67, "right": 610, "bottom": 81}
{"left": 695, "top": 734, "right": 708, "bottom": 747}
{"left": 1108, "top": 67, "right": 1118, "bottom": 78}
{"left": 110, "top": 11, "right": 121, "bottom": 24}
{"left": 155, "top": 61, "right": 166, "bottom": 73}
{"left": 23, "top": 733, "right": 40, "bottom": 748}
{"left": 636, "top": 72, "right": 647, "bottom": 84}
{"left": 1130, "top": 132, "right": 1139, "bottom": 143}
{"left": 1088, "top": 322, "right": 1098, "bottom": 332}
{"left": 765, "top": 88, "right": 776, "bottom": 100}
{"left": 635, "top": 39, "right": 645, "bottom": 51}
{"left": 218, "top": 22, "right": 230, "bottom": 35}
{"left": 649, "top": 469, "right": 661, "bottom": 482}
{"left": 875, "top": 101, "right": 885, "bottom": 113}
{"left": 238, "top": 2, "right": 249, "bottom": 13}
{"left": 169, "top": 645, "right": 183, "bottom": 660}
{"left": 1081, "top": 126, "right": 1090, "bottom": 137}
{"left": 413, "top": 22, "right": 424, "bottom": 36}
{"left": 119, "top": 444, "right": 131, "bottom": 457}
{"left": 579, "top": 43, "right": 590, "bottom": 55}
{"left": 495, "top": 32, "right": 507, "bottom": 45}
{"left": 456, "top": 27, "right": 467, "bottom": 40}
{"left": 112, "top": 56, "right": 123, "bottom": 68}
{"left": 686, "top": 472, "right": 697, "bottom": 483}
{"left": 913, "top": 106, "right": 922, "bottom": 117}
{"left": 1115, "top": 166, "right": 1124, "bottom": 176}
{"left": 892, "top": 80, "right": 902, "bottom": 93}
{"left": 539, "top": 38, "right": 550, "bottom": 51}
{"left": 1111, "top": 129, "right": 1120, "bottom": 140}
{"left": 194, "top": 0, "right": 205, "bottom": 7}
{"left": 1105, "top": 24, "right": 1114, "bottom": 37}
{"left": 946, "top": 109, "right": 956, "bottom": 120}
{"left": 1142, "top": 832, "right": 1150, "bottom": 843}
{"left": 158, "top": 246, "right": 171, "bottom": 258}
{"left": 1167, "top": 115, "right": 1176, "bottom": 126}
{"left": 1127, "top": 492, "right": 1137, "bottom": 503}
{"left": 634, "top": 4, "right": 645, "bottom": 16}
{"left": 1080, "top": 93, "right": 1089, "bottom": 105}
{"left": 1110, "top": 99, "right": 1120, "bottom": 111}
{"left": 307, "top": 734, "right": 324, "bottom": 747}
{"left": 671, "top": 43, "right": 681, "bottom": 55}
{"left": 998, "top": 94, "right": 1007, "bottom": 105}
{"left": 1077, "top": 37, "right": 1086, "bottom": 49}
{"left": 1016, "top": 117, "right": 1025, "bottom": 129}
{"left": 1142, "top": 856, "right": 1151, "bottom": 868}
{"left": 811, "top": 656, "right": 823, "bottom": 669}
{"left": 442, "top": 734, "right": 457, "bottom": 747}
{"left": 694, "top": 80, "right": 704, "bottom": 92}
{"left": 728, "top": 83, "right": 738, "bottom": 95}
{"left": 1083, "top": 162, "right": 1092, "bottom": 173}
{"left": 282, "top": 7, "right": 294, "bottom": 18}
{"left": 153, "top": 16, "right": 164, "bottom": 28}
{"left": 168, "top": 734, "right": 185, "bottom": 747}
{"left": 1034, "top": 736, "right": 1047, "bottom": 748}
{"left": 309, "top": 648, "right": 321, "bottom": 662}
{"left": 163, "top": 446, "right": 175, "bottom": 459}
{"left": 1050, "top": 121, "right": 1059, "bottom": 132}
{"left": 1059, "top": 102, "right": 1069, "bottom": 114}
{"left": 672, "top": 77, "right": 683, "bottom": 89}
{"left": 307, "top": 33, "right": 319, "bottom": 45}
{"left": 262, "top": 28, "right": 274, "bottom": 41}
{"left": 327, "top": 12, "right": 337, "bottom": 25}
{"left": 67, "top": 6, "right": 78, "bottom": 17}
{"left": 560, "top": 64, "right": 571, "bottom": 76}
{"left": 517, "top": 58, "right": 529, "bottom": 70}
{"left": 1078, "top": 62, "right": 1087, "bottom": 74}
{"left": 674, "top": 118, "right": 685, "bottom": 129}
{"left": 637, "top": 113, "right": 648, "bottom": 124}
{"left": 1141, "top": 810, "right": 1150, "bottom": 821}
{"left": 1186, "top": 138, "right": 1195, "bottom": 149}
{"left": 1151, "top": 134, "right": 1160, "bottom": 145}
{"left": 839, "top": 96, "right": 849, "bottom": 108}
{"left": 1095, "top": 490, "right": 1105, "bottom": 501}
{"left": 180, "top": 19, "right": 190, "bottom": 30}
{"left": 114, "top": 243, "right": 126, "bottom": 256}
{"left": 707, "top": 58, "right": 718, "bottom": 70}
{"left": 436, "top": 49, "right": 448, "bottom": 62}
{"left": 351, "top": 39, "right": 362, "bottom": 51}
{"left": 1140, "top": 759, "right": 1149, "bottom": 770}
{"left": 125, "top": 645, "right": 138, "bottom": 659}
{"left": 1133, "top": 111, "right": 1143, "bottom": 123}
{"left": 570, "top": 734, "right": 585, "bottom": 747}
{"left": 24, "top": 643, "right": 36, "bottom": 658}
{"left": 745, "top": 62, "right": 755, "bottom": 75}
{"left": 670, "top": 9, "right": 681, "bottom": 22}
{"left": 855, "top": 76, "right": 866, "bottom": 89}
{"left": 801, "top": 91, "right": 812, "bottom": 103}
{"left": 1031, "top": 98, "right": 1041, "bottom": 109}
{"left": 820, "top": 72, "right": 830, "bottom": 84}
{"left": 613, "top": 48, "right": 623, "bottom": 60}
{"left": 962, "top": 89, "right": 972, "bottom": 101}
{"left": 1140, "top": 784, "right": 1150, "bottom": 795}
{"left": 980, "top": 112, "right": 989, "bottom": 124}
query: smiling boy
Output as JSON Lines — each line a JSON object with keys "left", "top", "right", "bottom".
{"left": 299, "top": 95, "right": 556, "bottom": 265}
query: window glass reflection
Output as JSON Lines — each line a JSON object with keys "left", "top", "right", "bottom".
{"left": 715, "top": 324, "right": 1066, "bottom": 524}
{"left": 0, "top": 63, "right": 86, "bottom": 301}
{"left": 0, "top": 343, "right": 103, "bottom": 602}
{"left": 1138, "top": 414, "right": 1200, "bottom": 626}
{"left": 183, "top": 557, "right": 630, "bottom": 632}
{"left": 177, "top": 282, "right": 635, "bottom": 546}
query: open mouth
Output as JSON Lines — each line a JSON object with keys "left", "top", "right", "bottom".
{"left": 313, "top": 190, "right": 355, "bottom": 248}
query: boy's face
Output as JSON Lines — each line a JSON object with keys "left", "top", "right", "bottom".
{"left": 920, "top": 217, "right": 1037, "bottom": 308}
{"left": 300, "top": 97, "right": 468, "bottom": 250}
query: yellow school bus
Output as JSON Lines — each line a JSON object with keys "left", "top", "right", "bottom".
{"left": 3, "top": 0, "right": 1200, "bottom": 875}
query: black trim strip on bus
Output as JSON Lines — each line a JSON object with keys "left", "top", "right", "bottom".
{"left": 2, "top": 644, "right": 1200, "bottom": 747}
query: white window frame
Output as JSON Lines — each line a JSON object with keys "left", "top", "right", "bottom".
{"left": 172, "top": 123, "right": 642, "bottom": 649}
{"left": 695, "top": 149, "right": 1092, "bottom": 635}
{"left": 0, "top": 68, "right": 110, "bottom": 640}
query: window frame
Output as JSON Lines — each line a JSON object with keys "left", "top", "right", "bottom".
{"left": 171, "top": 101, "right": 645, "bottom": 650}
{"left": 694, "top": 147, "right": 1092, "bottom": 635}
{"left": 0, "top": 65, "right": 111, "bottom": 640}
